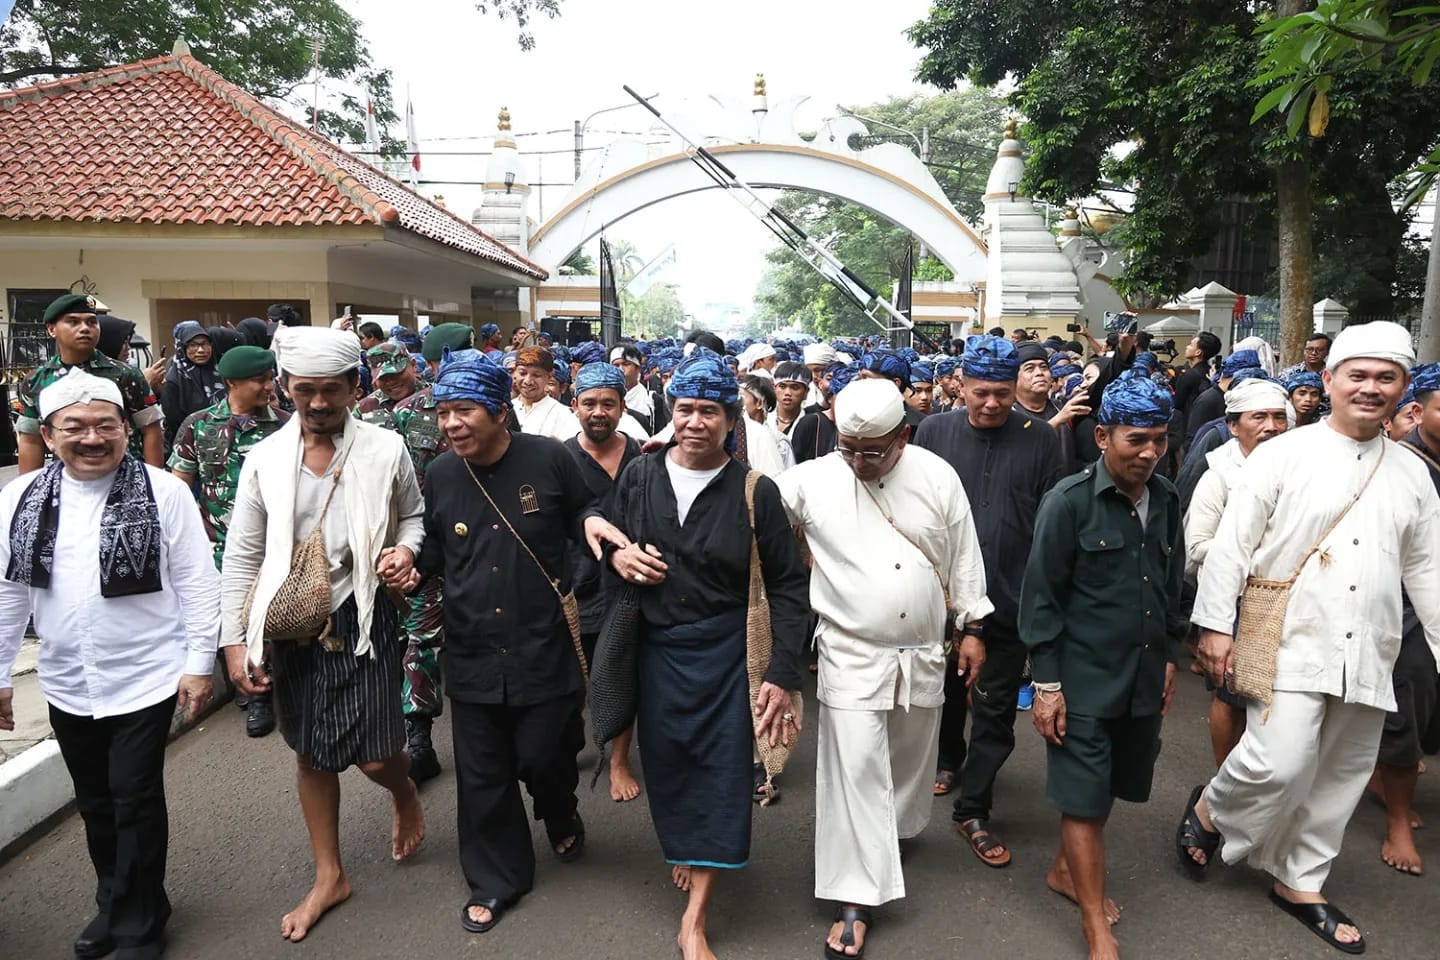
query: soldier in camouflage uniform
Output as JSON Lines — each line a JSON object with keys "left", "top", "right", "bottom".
{"left": 355, "top": 329, "right": 471, "bottom": 783}
{"left": 169, "top": 346, "right": 290, "bottom": 738}
{"left": 13, "top": 293, "right": 164, "bottom": 472}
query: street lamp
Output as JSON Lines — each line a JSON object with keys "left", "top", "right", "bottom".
{"left": 575, "top": 94, "right": 659, "bottom": 180}
{"left": 835, "top": 106, "right": 930, "bottom": 164}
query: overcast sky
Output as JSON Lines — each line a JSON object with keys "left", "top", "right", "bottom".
{"left": 345, "top": 0, "right": 941, "bottom": 318}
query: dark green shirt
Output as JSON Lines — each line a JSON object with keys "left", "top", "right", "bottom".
{"left": 1019, "top": 458, "right": 1186, "bottom": 718}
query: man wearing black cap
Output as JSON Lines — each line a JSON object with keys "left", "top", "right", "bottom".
{"left": 169, "top": 345, "right": 290, "bottom": 737}
{"left": 14, "top": 294, "right": 163, "bottom": 473}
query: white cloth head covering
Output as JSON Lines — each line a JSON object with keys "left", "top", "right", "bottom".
{"left": 273, "top": 326, "right": 362, "bottom": 377}
{"left": 1326, "top": 320, "right": 1416, "bottom": 373}
{"left": 803, "top": 343, "right": 836, "bottom": 366}
{"left": 1224, "top": 377, "right": 1289, "bottom": 415}
{"left": 835, "top": 351, "right": 854, "bottom": 364}
{"left": 1233, "top": 335, "right": 1277, "bottom": 376}
{"left": 38, "top": 368, "right": 124, "bottom": 420}
{"left": 834, "top": 378, "right": 904, "bottom": 438}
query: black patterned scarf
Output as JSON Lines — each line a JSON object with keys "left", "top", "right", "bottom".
{"left": 6, "top": 455, "right": 163, "bottom": 597}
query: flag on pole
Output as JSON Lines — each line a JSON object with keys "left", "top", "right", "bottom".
{"left": 364, "top": 98, "right": 380, "bottom": 161}
{"left": 625, "top": 243, "right": 678, "bottom": 298}
{"left": 405, "top": 92, "right": 421, "bottom": 185}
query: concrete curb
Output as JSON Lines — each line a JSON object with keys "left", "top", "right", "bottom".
{"left": 0, "top": 662, "right": 232, "bottom": 863}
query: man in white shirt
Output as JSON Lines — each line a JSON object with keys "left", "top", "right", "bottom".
{"left": 1183, "top": 377, "right": 1289, "bottom": 766}
{"left": 1179, "top": 322, "right": 1440, "bottom": 955}
{"left": 513, "top": 346, "right": 581, "bottom": 440}
{"left": 0, "top": 370, "right": 219, "bottom": 960}
{"left": 776, "top": 379, "right": 991, "bottom": 960}
{"left": 611, "top": 344, "right": 655, "bottom": 429}
{"left": 220, "top": 327, "right": 426, "bottom": 944}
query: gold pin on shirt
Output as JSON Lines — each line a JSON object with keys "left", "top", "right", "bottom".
{"left": 455, "top": 522, "right": 469, "bottom": 537}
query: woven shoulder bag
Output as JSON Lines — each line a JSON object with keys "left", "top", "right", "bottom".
{"left": 1231, "top": 444, "right": 1384, "bottom": 705}
{"left": 745, "top": 470, "right": 803, "bottom": 806}
{"left": 242, "top": 460, "right": 344, "bottom": 649}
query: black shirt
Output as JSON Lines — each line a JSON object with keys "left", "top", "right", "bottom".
{"left": 605, "top": 450, "right": 810, "bottom": 690}
{"left": 915, "top": 408, "right": 1064, "bottom": 633}
{"left": 791, "top": 411, "right": 838, "bottom": 464}
{"left": 563, "top": 434, "right": 643, "bottom": 633}
{"left": 1185, "top": 384, "right": 1225, "bottom": 444}
{"left": 1172, "top": 363, "right": 1211, "bottom": 417}
{"left": 416, "top": 434, "right": 600, "bottom": 705}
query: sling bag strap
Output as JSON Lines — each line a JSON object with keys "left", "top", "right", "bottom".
{"left": 464, "top": 462, "right": 589, "bottom": 681}
{"left": 856, "top": 472, "right": 952, "bottom": 610}
{"left": 1400, "top": 439, "right": 1440, "bottom": 476}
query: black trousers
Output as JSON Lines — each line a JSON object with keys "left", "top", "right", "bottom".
{"left": 450, "top": 694, "right": 584, "bottom": 906}
{"left": 936, "top": 624, "right": 1028, "bottom": 822}
{"left": 49, "top": 694, "right": 176, "bottom": 949}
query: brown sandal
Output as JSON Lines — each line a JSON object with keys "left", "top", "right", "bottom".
{"left": 957, "top": 817, "right": 1012, "bottom": 868}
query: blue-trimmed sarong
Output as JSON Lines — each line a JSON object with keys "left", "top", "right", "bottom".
{"left": 638, "top": 608, "right": 751, "bottom": 868}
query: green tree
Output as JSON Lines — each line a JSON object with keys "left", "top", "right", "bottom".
{"left": 607, "top": 238, "right": 644, "bottom": 283}
{"left": 0, "top": 1, "right": 562, "bottom": 155}
{"left": 561, "top": 248, "right": 596, "bottom": 275}
{"left": 623, "top": 282, "right": 685, "bottom": 339}
{"left": 752, "top": 89, "right": 1004, "bottom": 340}
{"left": 1249, "top": 0, "right": 1440, "bottom": 358}
{"left": 908, "top": 0, "right": 1439, "bottom": 357}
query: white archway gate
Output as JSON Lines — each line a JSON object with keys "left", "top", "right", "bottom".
{"left": 528, "top": 142, "right": 989, "bottom": 283}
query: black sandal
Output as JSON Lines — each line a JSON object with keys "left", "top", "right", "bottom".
{"left": 546, "top": 812, "right": 586, "bottom": 863}
{"left": 1268, "top": 890, "right": 1366, "bottom": 955}
{"left": 933, "top": 769, "right": 956, "bottom": 796}
{"left": 1176, "top": 784, "right": 1221, "bottom": 881}
{"left": 461, "top": 897, "right": 506, "bottom": 934}
{"left": 823, "top": 905, "right": 871, "bottom": 959}
{"left": 957, "top": 817, "right": 1012, "bottom": 868}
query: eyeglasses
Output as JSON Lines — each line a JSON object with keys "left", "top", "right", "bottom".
{"left": 837, "top": 433, "right": 901, "bottom": 463}
{"left": 49, "top": 422, "right": 125, "bottom": 439}
{"left": 1303, "top": 346, "right": 1327, "bottom": 355}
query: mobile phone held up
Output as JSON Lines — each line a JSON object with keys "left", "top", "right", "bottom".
{"left": 1104, "top": 311, "right": 1139, "bottom": 335}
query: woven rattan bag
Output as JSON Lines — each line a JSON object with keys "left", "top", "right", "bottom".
{"left": 1230, "top": 445, "right": 1384, "bottom": 705}
{"left": 241, "top": 462, "right": 343, "bottom": 648}
{"left": 745, "top": 471, "right": 803, "bottom": 806}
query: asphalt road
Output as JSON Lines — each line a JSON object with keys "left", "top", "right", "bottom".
{"left": 3, "top": 671, "right": 1440, "bottom": 960}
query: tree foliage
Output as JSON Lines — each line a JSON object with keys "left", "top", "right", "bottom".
{"left": 751, "top": 89, "right": 1006, "bottom": 340}
{"left": 908, "top": 1, "right": 1440, "bottom": 313}
{"left": 0, "top": 1, "right": 561, "bottom": 156}
{"left": 623, "top": 282, "right": 686, "bottom": 339}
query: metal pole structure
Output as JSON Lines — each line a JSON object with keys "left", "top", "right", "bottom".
{"left": 626, "top": 86, "right": 921, "bottom": 344}
{"left": 574, "top": 96, "right": 657, "bottom": 185}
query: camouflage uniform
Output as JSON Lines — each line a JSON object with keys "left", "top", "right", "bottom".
{"left": 167, "top": 398, "right": 290, "bottom": 569}
{"left": 377, "top": 383, "right": 449, "bottom": 720}
{"left": 13, "top": 351, "right": 161, "bottom": 462}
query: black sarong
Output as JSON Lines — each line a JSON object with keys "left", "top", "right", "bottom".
{"left": 637, "top": 608, "right": 751, "bottom": 868}
{"left": 271, "top": 593, "right": 404, "bottom": 772}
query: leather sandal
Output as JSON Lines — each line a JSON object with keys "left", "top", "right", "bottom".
{"left": 823, "top": 904, "right": 871, "bottom": 959}
{"left": 957, "top": 817, "right": 1012, "bottom": 868}
{"left": 1268, "top": 890, "right": 1365, "bottom": 955}
{"left": 546, "top": 812, "right": 586, "bottom": 863}
{"left": 461, "top": 897, "right": 507, "bottom": 934}
{"left": 1176, "top": 784, "right": 1221, "bottom": 881}
{"left": 933, "top": 769, "right": 956, "bottom": 796}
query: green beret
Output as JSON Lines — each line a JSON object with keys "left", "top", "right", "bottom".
{"left": 217, "top": 345, "right": 277, "bottom": 380}
{"left": 422, "top": 322, "right": 475, "bottom": 362}
{"left": 44, "top": 293, "right": 108, "bottom": 324}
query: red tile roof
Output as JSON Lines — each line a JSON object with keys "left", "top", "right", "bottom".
{"left": 0, "top": 53, "right": 546, "bottom": 280}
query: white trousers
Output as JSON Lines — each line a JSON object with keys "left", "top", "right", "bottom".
{"left": 814, "top": 701, "right": 941, "bottom": 906}
{"left": 1208, "top": 690, "right": 1384, "bottom": 891}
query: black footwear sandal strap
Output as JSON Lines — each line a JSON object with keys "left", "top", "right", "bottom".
{"left": 1176, "top": 785, "right": 1221, "bottom": 879}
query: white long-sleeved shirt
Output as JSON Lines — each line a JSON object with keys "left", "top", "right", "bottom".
{"left": 0, "top": 465, "right": 220, "bottom": 717}
{"left": 776, "top": 446, "right": 993, "bottom": 710}
{"left": 1193, "top": 420, "right": 1440, "bottom": 710}
{"left": 515, "top": 394, "right": 581, "bottom": 441}
{"left": 1184, "top": 438, "right": 1247, "bottom": 583}
{"left": 624, "top": 382, "right": 653, "bottom": 420}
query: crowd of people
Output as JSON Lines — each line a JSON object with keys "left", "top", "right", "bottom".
{"left": 0, "top": 292, "right": 1438, "bottom": 960}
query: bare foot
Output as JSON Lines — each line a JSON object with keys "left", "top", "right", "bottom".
{"left": 677, "top": 913, "right": 717, "bottom": 960}
{"left": 280, "top": 873, "right": 352, "bottom": 942}
{"left": 1047, "top": 862, "right": 1121, "bottom": 925}
{"left": 826, "top": 909, "right": 868, "bottom": 957}
{"left": 1082, "top": 918, "right": 1121, "bottom": 960}
{"left": 1382, "top": 819, "right": 1424, "bottom": 875}
{"left": 391, "top": 780, "right": 425, "bottom": 861}
{"left": 466, "top": 904, "right": 494, "bottom": 926}
{"left": 672, "top": 864, "right": 692, "bottom": 892}
{"left": 610, "top": 763, "right": 641, "bottom": 802}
